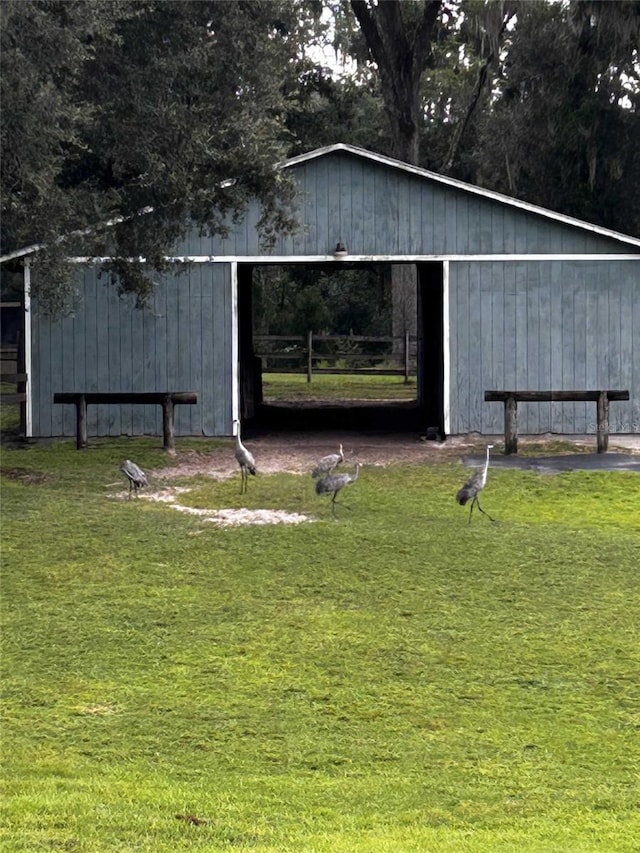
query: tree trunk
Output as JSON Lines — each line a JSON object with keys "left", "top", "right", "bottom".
{"left": 350, "top": 0, "right": 442, "bottom": 166}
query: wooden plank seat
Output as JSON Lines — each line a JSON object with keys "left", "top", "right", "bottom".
{"left": 53, "top": 392, "right": 198, "bottom": 451}
{"left": 484, "top": 390, "right": 630, "bottom": 455}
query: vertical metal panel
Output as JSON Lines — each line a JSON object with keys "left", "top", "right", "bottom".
{"left": 451, "top": 263, "right": 470, "bottom": 432}
{"left": 165, "top": 152, "right": 636, "bottom": 257}
{"left": 199, "top": 263, "right": 215, "bottom": 436}
{"left": 184, "top": 264, "right": 201, "bottom": 434}
{"left": 30, "top": 262, "right": 236, "bottom": 439}
{"left": 502, "top": 264, "right": 517, "bottom": 393}
{"left": 212, "top": 263, "right": 232, "bottom": 433}
{"left": 619, "top": 265, "right": 635, "bottom": 433}
{"left": 536, "top": 262, "right": 553, "bottom": 432}
{"left": 31, "top": 294, "right": 49, "bottom": 437}
{"left": 449, "top": 259, "right": 638, "bottom": 436}
{"left": 631, "top": 278, "right": 640, "bottom": 433}
{"left": 525, "top": 263, "right": 541, "bottom": 433}
{"left": 572, "top": 265, "right": 589, "bottom": 432}
{"left": 480, "top": 264, "right": 497, "bottom": 433}
{"left": 315, "top": 157, "right": 331, "bottom": 255}
{"left": 455, "top": 194, "right": 469, "bottom": 254}
{"left": 549, "top": 262, "right": 564, "bottom": 432}
{"left": 490, "top": 201, "right": 508, "bottom": 252}
{"left": 432, "top": 186, "right": 447, "bottom": 253}
{"left": 408, "top": 177, "right": 423, "bottom": 254}
{"left": 397, "top": 175, "right": 411, "bottom": 254}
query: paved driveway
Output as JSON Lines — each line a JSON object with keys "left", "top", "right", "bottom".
{"left": 464, "top": 452, "right": 640, "bottom": 474}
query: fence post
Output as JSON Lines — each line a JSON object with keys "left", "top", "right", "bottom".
{"left": 307, "top": 330, "right": 313, "bottom": 383}
{"left": 404, "top": 331, "right": 410, "bottom": 384}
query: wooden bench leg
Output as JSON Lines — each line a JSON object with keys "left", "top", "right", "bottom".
{"left": 76, "top": 395, "right": 88, "bottom": 449}
{"left": 596, "top": 391, "right": 609, "bottom": 453}
{"left": 161, "top": 397, "right": 175, "bottom": 452}
{"left": 504, "top": 395, "right": 518, "bottom": 455}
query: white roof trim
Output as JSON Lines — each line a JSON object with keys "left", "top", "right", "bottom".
{"left": 68, "top": 253, "right": 640, "bottom": 265}
{"left": 280, "top": 143, "right": 640, "bottom": 250}
{"left": 0, "top": 243, "right": 45, "bottom": 263}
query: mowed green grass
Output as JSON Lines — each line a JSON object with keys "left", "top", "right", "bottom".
{"left": 263, "top": 372, "right": 417, "bottom": 402}
{"left": 1, "top": 438, "right": 639, "bottom": 852}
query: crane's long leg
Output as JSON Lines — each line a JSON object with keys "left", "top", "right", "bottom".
{"left": 468, "top": 499, "right": 475, "bottom": 523}
{"left": 330, "top": 494, "right": 352, "bottom": 516}
{"left": 475, "top": 497, "right": 495, "bottom": 522}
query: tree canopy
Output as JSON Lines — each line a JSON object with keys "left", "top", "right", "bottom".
{"left": 1, "top": 0, "right": 310, "bottom": 310}
{"left": 2, "top": 0, "right": 638, "bottom": 314}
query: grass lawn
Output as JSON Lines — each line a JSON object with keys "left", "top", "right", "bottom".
{"left": 1, "top": 436, "right": 639, "bottom": 852}
{"left": 262, "top": 372, "right": 417, "bottom": 402}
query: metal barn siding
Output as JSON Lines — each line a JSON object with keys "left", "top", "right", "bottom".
{"left": 173, "top": 150, "right": 635, "bottom": 258}
{"left": 12, "top": 144, "right": 640, "bottom": 440}
{"left": 31, "top": 262, "right": 234, "bottom": 438}
{"left": 448, "top": 259, "right": 639, "bottom": 435}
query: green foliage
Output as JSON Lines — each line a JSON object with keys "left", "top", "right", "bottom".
{"left": 1, "top": 440, "right": 639, "bottom": 850}
{"left": 1, "top": 0, "right": 305, "bottom": 311}
{"left": 471, "top": 0, "right": 640, "bottom": 235}
{"left": 253, "top": 265, "right": 392, "bottom": 337}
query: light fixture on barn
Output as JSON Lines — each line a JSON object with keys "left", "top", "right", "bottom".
{"left": 333, "top": 242, "right": 348, "bottom": 258}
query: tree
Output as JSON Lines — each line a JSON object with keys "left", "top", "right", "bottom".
{"left": 472, "top": 0, "right": 640, "bottom": 234}
{"left": 1, "top": 0, "right": 310, "bottom": 311}
{"left": 349, "top": 0, "right": 443, "bottom": 165}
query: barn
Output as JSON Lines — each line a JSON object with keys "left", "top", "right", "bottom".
{"left": 3, "top": 143, "right": 639, "bottom": 442}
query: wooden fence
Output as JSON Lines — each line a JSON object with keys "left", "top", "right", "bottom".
{"left": 1, "top": 342, "right": 27, "bottom": 435}
{"left": 254, "top": 331, "right": 417, "bottom": 383}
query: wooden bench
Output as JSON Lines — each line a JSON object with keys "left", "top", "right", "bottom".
{"left": 484, "top": 390, "right": 630, "bottom": 455}
{"left": 53, "top": 392, "right": 198, "bottom": 451}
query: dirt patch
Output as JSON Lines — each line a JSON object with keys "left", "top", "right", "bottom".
{"left": 152, "top": 431, "right": 638, "bottom": 483}
{"left": 114, "top": 483, "right": 312, "bottom": 527}
{"left": 0, "top": 466, "right": 48, "bottom": 484}
{"left": 153, "top": 433, "right": 462, "bottom": 483}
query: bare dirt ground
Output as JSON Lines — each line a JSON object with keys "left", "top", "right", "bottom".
{"left": 153, "top": 431, "right": 640, "bottom": 483}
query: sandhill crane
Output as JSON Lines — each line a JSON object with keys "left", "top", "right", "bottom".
{"left": 315, "top": 463, "right": 360, "bottom": 516}
{"left": 456, "top": 444, "right": 495, "bottom": 523}
{"left": 233, "top": 418, "right": 256, "bottom": 494}
{"left": 120, "top": 459, "right": 148, "bottom": 498}
{"left": 311, "top": 443, "right": 344, "bottom": 479}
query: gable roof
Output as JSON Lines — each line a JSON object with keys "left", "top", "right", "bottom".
{"left": 281, "top": 143, "right": 640, "bottom": 250}
{"left": 3, "top": 143, "right": 639, "bottom": 264}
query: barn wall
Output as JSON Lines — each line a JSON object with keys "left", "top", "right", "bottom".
{"left": 174, "top": 152, "right": 633, "bottom": 258}
{"left": 448, "top": 259, "right": 640, "bottom": 435}
{"left": 31, "top": 263, "right": 234, "bottom": 438}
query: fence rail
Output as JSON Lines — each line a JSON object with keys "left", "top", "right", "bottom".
{"left": 254, "top": 331, "right": 417, "bottom": 383}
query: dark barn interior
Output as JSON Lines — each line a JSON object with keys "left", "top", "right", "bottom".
{"left": 237, "top": 261, "right": 444, "bottom": 435}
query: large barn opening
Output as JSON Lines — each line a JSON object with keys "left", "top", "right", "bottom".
{"left": 237, "top": 261, "right": 444, "bottom": 435}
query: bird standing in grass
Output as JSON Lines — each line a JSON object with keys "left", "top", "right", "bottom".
{"left": 456, "top": 444, "right": 495, "bottom": 523}
{"left": 311, "top": 443, "right": 344, "bottom": 479}
{"left": 120, "top": 459, "right": 148, "bottom": 498}
{"left": 315, "top": 463, "right": 360, "bottom": 516}
{"left": 234, "top": 418, "right": 256, "bottom": 494}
